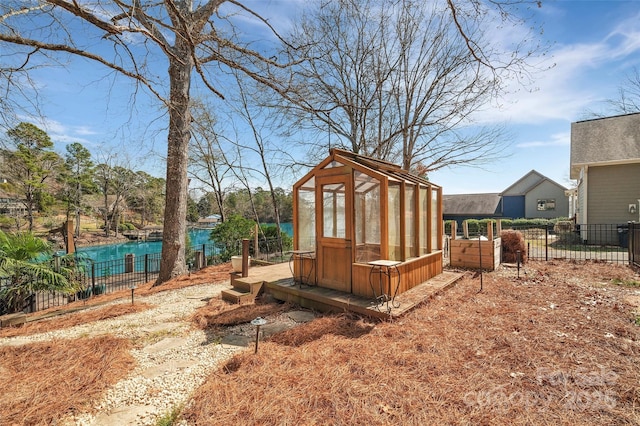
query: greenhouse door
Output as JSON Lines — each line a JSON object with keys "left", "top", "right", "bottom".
{"left": 316, "top": 174, "right": 352, "bottom": 292}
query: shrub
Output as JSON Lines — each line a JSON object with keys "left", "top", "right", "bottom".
{"left": 258, "top": 224, "right": 293, "bottom": 254}
{"left": 209, "top": 215, "right": 256, "bottom": 262}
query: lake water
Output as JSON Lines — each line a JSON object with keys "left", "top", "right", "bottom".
{"left": 76, "top": 223, "right": 293, "bottom": 263}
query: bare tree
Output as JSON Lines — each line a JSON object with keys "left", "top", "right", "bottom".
{"left": 93, "top": 152, "right": 135, "bottom": 237}
{"left": 0, "top": 1, "right": 293, "bottom": 284}
{"left": 189, "top": 101, "right": 232, "bottom": 223}
{"left": 280, "top": 0, "right": 541, "bottom": 171}
{"left": 224, "top": 71, "right": 291, "bottom": 251}
{"left": 607, "top": 67, "right": 640, "bottom": 114}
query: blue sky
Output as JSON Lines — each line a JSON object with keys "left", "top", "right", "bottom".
{"left": 6, "top": 0, "right": 640, "bottom": 195}
{"left": 432, "top": 0, "right": 640, "bottom": 193}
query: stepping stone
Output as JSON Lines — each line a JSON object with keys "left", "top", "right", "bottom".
{"left": 221, "top": 334, "right": 250, "bottom": 347}
{"left": 92, "top": 404, "right": 156, "bottom": 426}
{"left": 141, "top": 359, "right": 195, "bottom": 379}
{"left": 261, "top": 323, "right": 292, "bottom": 336}
{"left": 287, "top": 310, "right": 315, "bottom": 323}
{"left": 143, "top": 337, "right": 189, "bottom": 355}
{"left": 140, "top": 322, "right": 182, "bottom": 334}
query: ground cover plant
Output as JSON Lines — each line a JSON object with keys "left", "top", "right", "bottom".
{"left": 185, "top": 261, "right": 640, "bottom": 425}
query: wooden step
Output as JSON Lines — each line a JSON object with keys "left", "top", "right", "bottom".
{"left": 221, "top": 288, "right": 256, "bottom": 304}
{"left": 233, "top": 279, "right": 264, "bottom": 295}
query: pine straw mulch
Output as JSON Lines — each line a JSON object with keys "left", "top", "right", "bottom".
{"left": 0, "top": 335, "right": 133, "bottom": 425}
{"left": 184, "top": 260, "right": 640, "bottom": 425}
{"left": 0, "top": 263, "right": 235, "bottom": 425}
{"left": 191, "top": 295, "right": 295, "bottom": 332}
{"left": 0, "top": 263, "right": 235, "bottom": 338}
{"left": 0, "top": 302, "right": 153, "bottom": 338}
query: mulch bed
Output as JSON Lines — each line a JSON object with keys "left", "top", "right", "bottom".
{"left": 184, "top": 260, "right": 640, "bottom": 425}
{"left": 0, "top": 336, "right": 133, "bottom": 425}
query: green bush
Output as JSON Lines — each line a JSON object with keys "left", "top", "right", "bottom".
{"left": 210, "top": 215, "right": 256, "bottom": 262}
{"left": 259, "top": 224, "right": 293, "bottom": 254}
{"left": 118, "top": 222, "right": 135, "bottom": 232}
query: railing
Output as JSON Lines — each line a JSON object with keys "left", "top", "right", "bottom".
{"left": 1, "top": 236, "right": 292, "bottom": 316}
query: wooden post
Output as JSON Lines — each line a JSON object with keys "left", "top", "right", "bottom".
{"left": 496, "top": 219, "right": 502, "bottom": 236}
{"left": 242, "top": 239, "right": 250, "bottom": 278}
{"left": 451, "top": 221, "right": 457, "bottom": 240}
{"left": 487, "top": 220, "right": 494, "bottom": 241}
{"left": 463, "top": 220, "right": 469, "bottom": 239}
{"left": 65, "top": 220, "right": 75, "bottom": 254}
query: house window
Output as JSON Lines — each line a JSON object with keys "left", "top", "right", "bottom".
{"left": 537, "top": 199, "right": 556, "bottom": 211}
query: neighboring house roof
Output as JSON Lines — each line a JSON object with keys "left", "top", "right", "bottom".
{"left": 570, "top": 112, "right": 640, "bottom": 179}
{"left": 502, "top": 169, "right": 567, "bottom": 195}
{"left": 443, "top": 193, "right": 501, "bottom": 215}
{"left": 198, "top": 214, "right": 221, "bottom": 223}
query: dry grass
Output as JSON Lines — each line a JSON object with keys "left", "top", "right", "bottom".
{"left": 184, "top": 261, "right": 640, "bottom": 425}
{"left": 0, "top": 335, "right": 133, "bottom": 425}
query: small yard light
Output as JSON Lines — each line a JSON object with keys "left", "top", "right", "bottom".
{"left": 251, "top": 317, "right": 267, "bottom": 354}
{"left": 129, "top": 284, "right": 137, "bottom": 305}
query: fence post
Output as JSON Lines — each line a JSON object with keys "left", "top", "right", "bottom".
{"left": 91, "top": 263, "right": 96, "bottom": 289}
{"left": 545, "top": 225, "right": 549, "bottom": 261}
{"left": 144, "top": 254, "right": 149, "bottom": 283}
{"left": 202, "top": 244, "right": 207, "bottom": 266}
{"left": 629, "top": 222, "right": 635, "bottom": 266}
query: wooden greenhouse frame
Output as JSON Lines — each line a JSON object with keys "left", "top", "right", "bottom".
{"left": 292, "top": 148, "right": 444, "bottom": 300}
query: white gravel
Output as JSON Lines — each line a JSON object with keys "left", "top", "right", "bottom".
{"left": 1, "top": 282, "right": 247, "bottom": 426}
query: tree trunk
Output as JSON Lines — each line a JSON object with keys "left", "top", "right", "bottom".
{"left": 156, "top": 45, "right": 192, "bottom": 285}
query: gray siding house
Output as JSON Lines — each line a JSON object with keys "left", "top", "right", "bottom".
{"left": 501, "top": 170, "right": 569, "bottom": 219}
{"left": 571, "top": 113, "right": 640, "bottom": 223}
{"left": 443, "top": 170, "right": 568, "bottom": 223}
{"left": 570, "top": 112, "right": 640, "bottom": 244}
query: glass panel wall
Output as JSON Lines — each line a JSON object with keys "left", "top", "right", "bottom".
{"left": 419, "top": 186, "right": 429, "bottom": 255}
{"left": 322, "top": 183, "right": 345, "bottom": 238}
{"left": 405, "top": 184, "right": 417, "bottom": 258}
{"left": 388, "top": 182, "right": 401, "bottom": 261}
{"left": 297, "top": 177, "right": 316, "bottom": 251}
{"left": 354, "top": 171, "right": 381, "bottom": 263}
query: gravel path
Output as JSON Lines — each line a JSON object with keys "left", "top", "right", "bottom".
{"left": 1, "top": 283, "right": 245, "bottom": 425}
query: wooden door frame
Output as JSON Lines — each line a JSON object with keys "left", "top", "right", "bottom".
{"left": 315, "top": 172, "right": 353, "bottom": 292}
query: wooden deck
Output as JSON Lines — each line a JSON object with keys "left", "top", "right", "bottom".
{"left": 235, "top": 262, "right": 462, "bottom": 319}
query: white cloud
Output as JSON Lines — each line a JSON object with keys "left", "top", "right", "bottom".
{"left": 516, "top": 131, "right": 569, "bottom": 148}
{"left": 475, "top": 10, "right": 640, "bottom": 126}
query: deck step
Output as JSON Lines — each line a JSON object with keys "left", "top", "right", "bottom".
{"left": 221, "top": 288, "right": 256, "bottom": 304}
{"left": 233, "top": 279, "right": 264, "bottom": 295}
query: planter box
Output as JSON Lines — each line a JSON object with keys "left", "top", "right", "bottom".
{"left": 450, "top": 238, "right": 501, "bottom": 270}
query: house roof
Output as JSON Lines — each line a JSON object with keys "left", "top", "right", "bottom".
{"left": 501, "top": 169, "right": 567, "bottom": 195}
{"left": 570, "top": 112, "right": 640, "bottom": 179}
{"left": 443, "top": 193, "right": 501, "bottom": 215}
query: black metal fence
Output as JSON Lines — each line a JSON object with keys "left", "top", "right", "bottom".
{"left": 630, "top": 222, "right": 640, "bottom": 268}
{"left": 446, "top": 222, "right": 633, "bottom": 265}
{"left": 1, "top": 236, "right": 291, "bottom": 315}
